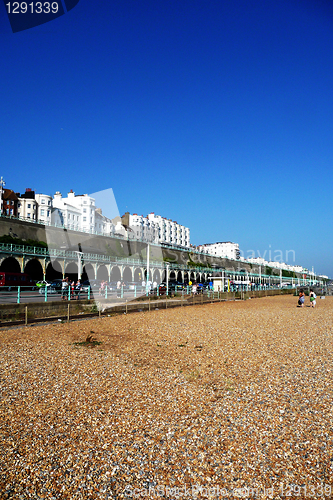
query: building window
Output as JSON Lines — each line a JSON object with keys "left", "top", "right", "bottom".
{"left": 18, "top": 202, "right": 21, "bottom": 208}
{"left": 83, "top": 217, "right": 86, "bottom": 222}
{"left": 10, "top": 209, "right": 13, "bottom": 215}
{"left": 27, "top": 213, "right": 31, "bottom": 218}
{"left": 28, "top": 204, "right": 31, "bottom": 208}
{"left": 40, "top": 209, "right": 45, "bottom": 216}
{"left": 47, "top": 211, "right": 50, "bottom": 217}
{"left": 83, "top": 208, "right": 86, "bottom": 213}
{"left": 41, "top": 199, "right": 45, "bottom": 204}
{"left": 48, "top": 200, "right": 51, "bottom": 205}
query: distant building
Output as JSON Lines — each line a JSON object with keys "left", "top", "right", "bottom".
{"left": 35, "top": 193, "right": 53, "bottom": 225}
{"left": 52, "top": 190, "right": 115, "bottom": 235}
{"left": 17, "top": 189, "right": 37, "bottom": 221}
{"left": 198, "top": 241, "right": 240, "bottom": 260}
{"left": 147, "top": 213, "right": 190, "bottom": 247}
{"left": 2, "top": 189, "right": 18, "bottom": 217}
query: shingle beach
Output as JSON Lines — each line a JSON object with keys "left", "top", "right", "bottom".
{"left": 1, "top": 295, "right": 332, "bottom": 499}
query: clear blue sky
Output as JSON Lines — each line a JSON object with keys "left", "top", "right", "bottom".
{"left": 1, "top": 0, "right": 333, "bottom": 276}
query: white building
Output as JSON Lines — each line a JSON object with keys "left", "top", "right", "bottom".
{"left": 52, "top": 190, "right": 116, "bottom": 235}
{"left": 127, "top": 213, "right": 158, "bottom": 243}
{"left": 147, "top": 213, "right": 190, "bottom": 247}
{"left": 17, "top": 198, "right": 37, "bottom": 221}
{"left": 198, "top": 242, "right": 240, "bottom": 260}
{"left": 35, "top": 194, "right": 52, "bottom": 225}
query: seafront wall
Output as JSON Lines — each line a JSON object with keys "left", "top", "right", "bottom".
{"left": 0, "top": 217, "right": 300, "bottom": 277}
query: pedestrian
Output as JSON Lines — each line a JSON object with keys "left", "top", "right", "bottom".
{"left": 298, "top": 289, "right": 305, "bottom": 307}
{"left": 309, "top": 289, "right": 317, "bottom": 308}
{"left": 61, "top": 277, "right": 69, "bottom": 300}
{"left": 117, "top": 280, "right": 121, "bottom": 297}
{"left": 75, "top": 279, "right": 81, "bottom": 300}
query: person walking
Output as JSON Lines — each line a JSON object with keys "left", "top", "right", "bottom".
{"left": 298, "top": 289, "right": 305, "bottom": 307}
{"left": 309, "top": 289, "right": 317, "bottom": 308}
{"left": 75, "top": 279, "right": 81, "bottom": 300}
{"left": 61, "top": 277, "right": 69, "bottom": 300}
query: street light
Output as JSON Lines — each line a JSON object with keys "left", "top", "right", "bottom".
{"left": 166, "top": 263, "right": 169, "bottom": 297}
{"left": 0, "top": 176, "right": 5, "bottom": 215}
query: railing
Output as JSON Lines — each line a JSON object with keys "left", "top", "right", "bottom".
{"left": 0, "top": 282, "right": 298, "bottom": 305}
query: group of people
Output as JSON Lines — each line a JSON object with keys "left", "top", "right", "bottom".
{"left": 61, "top": 277, "right": 81, "bottom": 300}
{"left": 298, "top": 289, "right": 317, "bottom": 308}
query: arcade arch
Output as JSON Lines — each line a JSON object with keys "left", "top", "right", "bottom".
{"left": 0, "top": 257, "right": 21, "bottom": 274}
{"left": 134, "top": 268, "right": 143, "bottom": 282}
{"left": 24, "top": 259, "right": 43, "bottom": 281}
{"left": 45, "top": 260, "right": 62, "bottom": 281}
{"left": 65, "top": 262, "right": 78, "bottom": 281}
{"left": 110, "top": 266, "right": 121, "bottom": 282}
{"left": 97, "top": 265, "right": 109, "bottom": 281}
{"left": 123, "top": 267, "right": 132, "bottom": 282}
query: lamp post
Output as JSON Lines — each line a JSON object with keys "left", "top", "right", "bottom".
{"left": 166, "top": 263, "right": 169, "bottom": 297}
{"left": 146, "top": 243, "right": 150, "bottom": 296}
{"left": 0, "top": 176, "right": 5, "bottom": 215}
{"left": 74, "top": 251, "right": 84, "bottom": 280}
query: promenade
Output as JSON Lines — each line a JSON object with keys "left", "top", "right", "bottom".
{"left": 1, "top": 295, "right": 332, "bottom": 498}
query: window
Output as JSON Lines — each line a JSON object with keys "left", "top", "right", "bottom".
{"left": 48, "top": 200, "right": 51, "bottom": 205}
{"left": 41, "top": 199, "right": 45, "bottom": 204}
{"left": 10, "top": 209, "right": 13, "bottom": 215}
{"left": 18, "top": 212, "right": 20, "bottom": 217}
{"left": 83, "top": 208, "right": 86, "bottom": 213}
{"left": 27, "top": 213, "right": 31, "bottom": 218}
{"left": 40, "top": 209, "right": 45, "bottom": 216}
{"left": 18, "top": 202, "right": 21, "bottom": 208}
{"left": 28, "top": 204, "right": 31, "bottom": 208}
{"left": 83, "top": 200, "right": 87, "bottom": 204}
{"left": 83, "top": 217, "right": 86, "bottom": 222}
{"left": 33, "top": 214, "right": 35, "bottom": 219}
{"left": 47, "top": 211, "right": 50, "bottom": 217}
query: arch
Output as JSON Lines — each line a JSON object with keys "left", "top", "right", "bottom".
{"left": 45, "top": 260, "right": 62, "bottom": 281}
{"left": 196, "top": 273, "right": 200, "bottom": 282}
{"left": 184, "top": 272, "right": 189, "bottom": 284}
{"left": 169, "top": 270, "right": 176, "bottom": 282}
{"left": 153, "top": 269, "right": 160, "bottom": 283}
{"left": 177, "top": 271, "right": 182, "bottom": 282}
{"left": 24, "top": 259, "right": 43, "bottom": 281}
{"left": 190, "top": 272, "right": 196, "bottom": 282}
{"left": 82, "top": 263, "right": 95, "bottom": 282}
{"left": 110, "top": 266, "right": 121, "bottom": 282}
{"left": 0, "top": 257, "right": 21, "bottom": 274}
{"left": 123, "top": 267, "right": 132, "bottom": 282}
{"left": 97, "top": 265, "right": 109, "bottom": 281}
{"left": 65, "top": 261, "right": 78, "bottom": 282}
{"left": 161, "top": 270, "right": 166, "bottom": 282}
{"left": 134, "top": 267, "right": 142, "bottom": 282}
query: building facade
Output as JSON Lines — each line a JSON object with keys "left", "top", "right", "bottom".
{"left": 198, "top": 241, "right": 240, "bottom": 260}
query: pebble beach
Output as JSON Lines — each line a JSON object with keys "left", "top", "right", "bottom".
{"left": 1, "top": 295, "right": 332, "bottom": 499}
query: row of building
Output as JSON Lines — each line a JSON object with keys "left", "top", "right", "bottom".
{"left": 0, "top": 181, "right": 325, "bottom": 277}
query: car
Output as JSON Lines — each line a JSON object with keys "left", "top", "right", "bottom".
{"left": 36, "top": 280, "right": 51, "bottom": 288}
{"left": 39, "top": 286, "right": 57, "bottom": 294}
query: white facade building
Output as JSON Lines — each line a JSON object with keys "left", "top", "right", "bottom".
{"left": 52, "top": 191, "right": 116, "bottom": 235}
{"left": 198, "top": 242, "right": 240, "bottom": 260}
{"left": 17, "top": 198, "right": 37, "bottom": 221}
{"left": 147, "top": 213, "right": 190, "bottom": 247}
{"left": 128, "top": 213, "right": 158, "bottom": 243}
{"left": 35, "top": 194, "right": 52, "bottom": 225}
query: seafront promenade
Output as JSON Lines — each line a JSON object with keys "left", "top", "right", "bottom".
{"left": 1, "top": 295, "right": 332, "bottom": 498}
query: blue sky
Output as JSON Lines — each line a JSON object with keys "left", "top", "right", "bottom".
{"left": 1, "top": 0, "right": 333, "bottom": 276}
